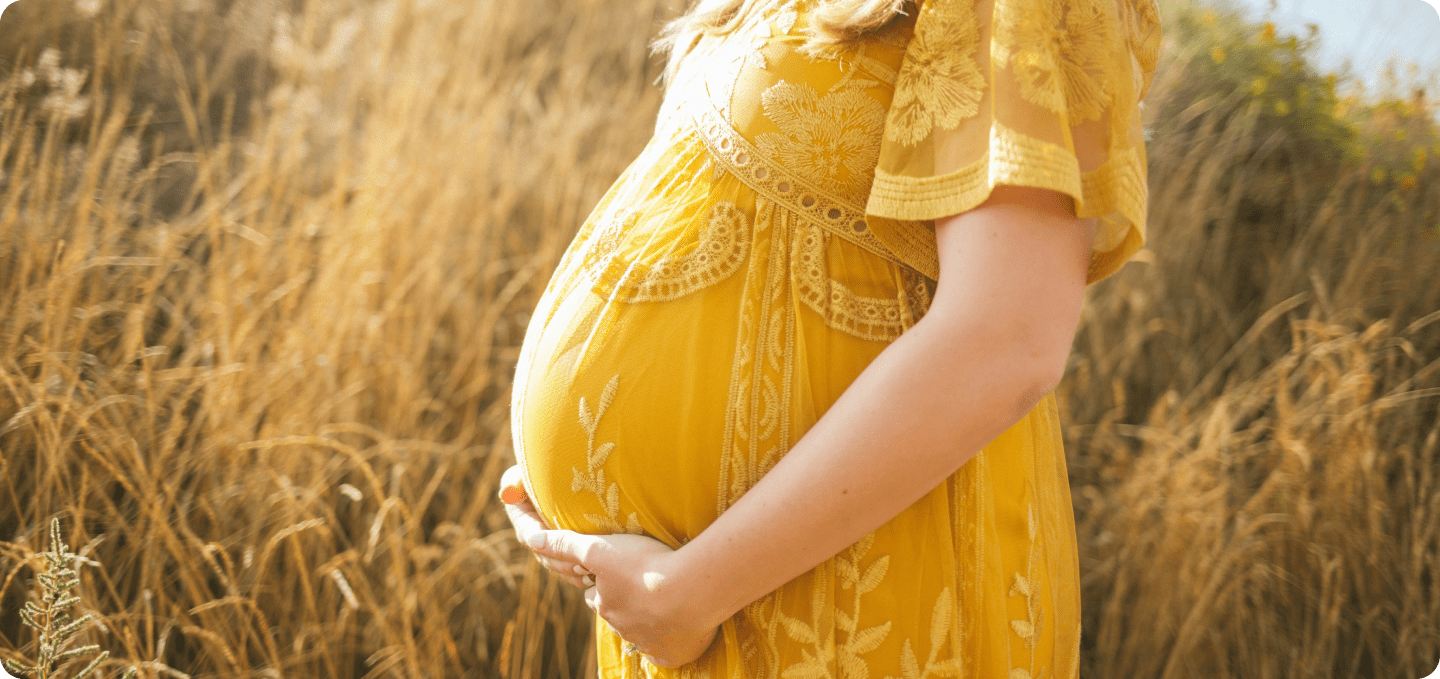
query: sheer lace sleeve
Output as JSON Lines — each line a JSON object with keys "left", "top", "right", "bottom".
{"left": 864, "top": 0, "right": 1162, "bottom": 284}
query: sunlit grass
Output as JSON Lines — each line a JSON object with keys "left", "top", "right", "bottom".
{"left": 0, "top": 0, "right": 1436, "bottom": 677}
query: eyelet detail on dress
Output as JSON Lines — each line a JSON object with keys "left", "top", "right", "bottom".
{"left": 794, "top": 222, "right": 926, "bottom": 342}
{"left": 585, "top": 202, "right": 751, "bottom": 303}
{"left": 691, "top": 103, "right": 919, "bottom": 270}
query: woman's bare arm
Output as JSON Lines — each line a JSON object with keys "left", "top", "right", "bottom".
{"left": 528, "top": 185, "right": 1095, "bottom": 662}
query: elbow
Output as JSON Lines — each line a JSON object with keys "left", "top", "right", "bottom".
{"left": 1012, "top": 301, "right": 1081, "bottom": 415}
{"left": 1039, "top": 339, "right": 1073, "bottom": 396}
{"left": 1012, "top": 340, "right": 1071, "bottom": 417}
{"left": 915, "top": 300, "right": 1078, "bottom": 417}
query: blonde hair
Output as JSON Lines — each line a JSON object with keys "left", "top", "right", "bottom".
{"left": 652, "top": 0, "right": 912, "bottom": 86}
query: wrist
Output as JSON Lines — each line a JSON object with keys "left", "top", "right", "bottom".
{"left": 657, "top": 542, "right": 733, "bottom": 631}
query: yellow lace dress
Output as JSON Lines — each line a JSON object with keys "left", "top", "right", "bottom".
{"left": 510, "top": 0, "right": 1160, "bottom": 676}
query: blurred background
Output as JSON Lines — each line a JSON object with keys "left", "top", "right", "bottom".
{"left": 1227, "top": 0, "right": 1439, "bottom": 98}
{"left": 0, "top": 0, "right": 1436, "bottom": 677}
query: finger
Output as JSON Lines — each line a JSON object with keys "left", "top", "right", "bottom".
{"left": 501, "top": 464, "right": 523, "bottom": 486}
{"left": 505, "top": 501, "right": 548, "bottom": 544}
{"left": 540, "top": 554, "right": 585, "bottom": 577}
{"left": 547, "top": 561, "right": 592, "bottom": 577}
{"left": 526, "top": 529, "right": 601, "bottom": 567}
{"left": 533, "top": 554, "right": 588, "bottom": 588}
{"left": 504, "top": 498, "right": 574, "bottom": 568}
{"left": 498, "top": 465, "right": 527, "bottom": 504}
{"left": 514, "top": 498, "right": 552, "bottom": 529}
{"left": 583, "top": 585, "right": 599, "bottom": 613}
{"left": 503, "top": 496, "right": 554, "bottom": 539}
{"left": 513, "top": 496, "right": 554, "bottom": 530}
{"left": 518, "top": 524, "right": 587, "bottom": 573}
{"left": 499, "top": 484, "right": 528, "bottom": 505}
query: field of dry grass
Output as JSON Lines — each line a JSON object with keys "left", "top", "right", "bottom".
{"left": 0, "top": 0, "right": 1435, "bottom": 677}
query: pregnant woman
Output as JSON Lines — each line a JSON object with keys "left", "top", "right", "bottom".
{"left": 503, "top": 0, "right": 1160, "bottom": 675}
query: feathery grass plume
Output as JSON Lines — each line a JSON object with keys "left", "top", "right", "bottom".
{"left": 2, "top": 519, "right": 134, "bottom": 679}
{"left": 1, "top": 0, "right": 1437, "bottom": 676}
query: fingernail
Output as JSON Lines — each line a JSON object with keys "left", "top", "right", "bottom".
{"left": 525, "top": 532, "right": 545, "bottom": 549}
{"left": 573, "top": 564, "right": 587, "bottom": 575}
{"left": 499, "top": 485, "right": 527, "bottom": 504}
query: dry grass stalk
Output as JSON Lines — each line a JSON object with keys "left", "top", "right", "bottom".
{"left": 3, "top": 518, "right": 135, "bottom": 679}
{"left": 0, "top": 0, "right": 1435, "bottom": 677}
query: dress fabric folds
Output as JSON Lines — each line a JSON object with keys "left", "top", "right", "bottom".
{"left": 509, "top": 0, "right": 1159, "bottom": 676}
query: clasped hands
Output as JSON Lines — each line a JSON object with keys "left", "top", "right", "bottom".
{"left": 499, "top": 465, "right": 720, "bottom": 668}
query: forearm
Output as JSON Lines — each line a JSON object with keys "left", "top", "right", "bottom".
{"left": 667, "top": 306, "right": 1059, "bottom": 630}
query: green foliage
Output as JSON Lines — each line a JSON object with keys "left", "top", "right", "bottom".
{"left": 3, "top": 520, "right": 134, "bottom": 679}
{"left": 1341, "top": 90, "right": 1440, "bottom": 220}
{"left": 1155, "top": 0, "right": 1440, "bottom": 208}
{"left": 1152, "top": 0, "right": 1363, "bottom": 211}
{"left": 1144, "top": 0, "right": 1440, "bottom": 323}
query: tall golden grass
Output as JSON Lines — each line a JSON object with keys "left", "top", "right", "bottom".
{"left": 0, "top": 0, "right": 1435, "bottom": 677}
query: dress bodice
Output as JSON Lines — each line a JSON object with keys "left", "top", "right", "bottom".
{"left": 648, "top": 3, "right": 935, "bottom": 277}
{"left": 648, "top": 0, "right": 1160, "bottom": 285}
{"left": 668, "top": 2, "right": 914, "bottom": 206}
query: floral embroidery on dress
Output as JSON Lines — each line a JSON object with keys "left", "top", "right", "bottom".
{"left": 884, "top": 0, "right": 985, "bottom": 147}
{"left": 756, "top": 81, "right": 887, "bottom": 199}
{"left": 884, "top": 588, "right": 962, "bottom": 679}
{"left": 772, "top": 580, "right": 837, "bottom": 679}
{"left": 720, "top": 202, "right": 802, "bottom": 679}
{"left": 1008, "top": 503, "right": 1045, "bottom": 679}
{"left": 572, "top": 375, "right": 644, "bottom": 534}
{"left": 743, "top": 0, "right": 801, "bottom": 71}
{"left": 718, "top": 198, "right": 798, "bottom": 516}
{"left": 1122, "top": 0, "right": 1162, "bottom": 97}
{"left": 855, "top": 53, "right": 899, "bottom": 88}
{"left": 836, "top": 533, "right": 892, "bottom": 679}
{"left": 752, "top": 533, "right": 896, "bottom": 679}
{"left": 993, "top": 0, "right": 1114, "bottom": 123}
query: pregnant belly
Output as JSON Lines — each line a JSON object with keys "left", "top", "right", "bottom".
{"left": 511, "top": 185, "right": 911, "bottom": 545}
{"left": 510, "top": 266, "right": 746, "bottom": 546}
